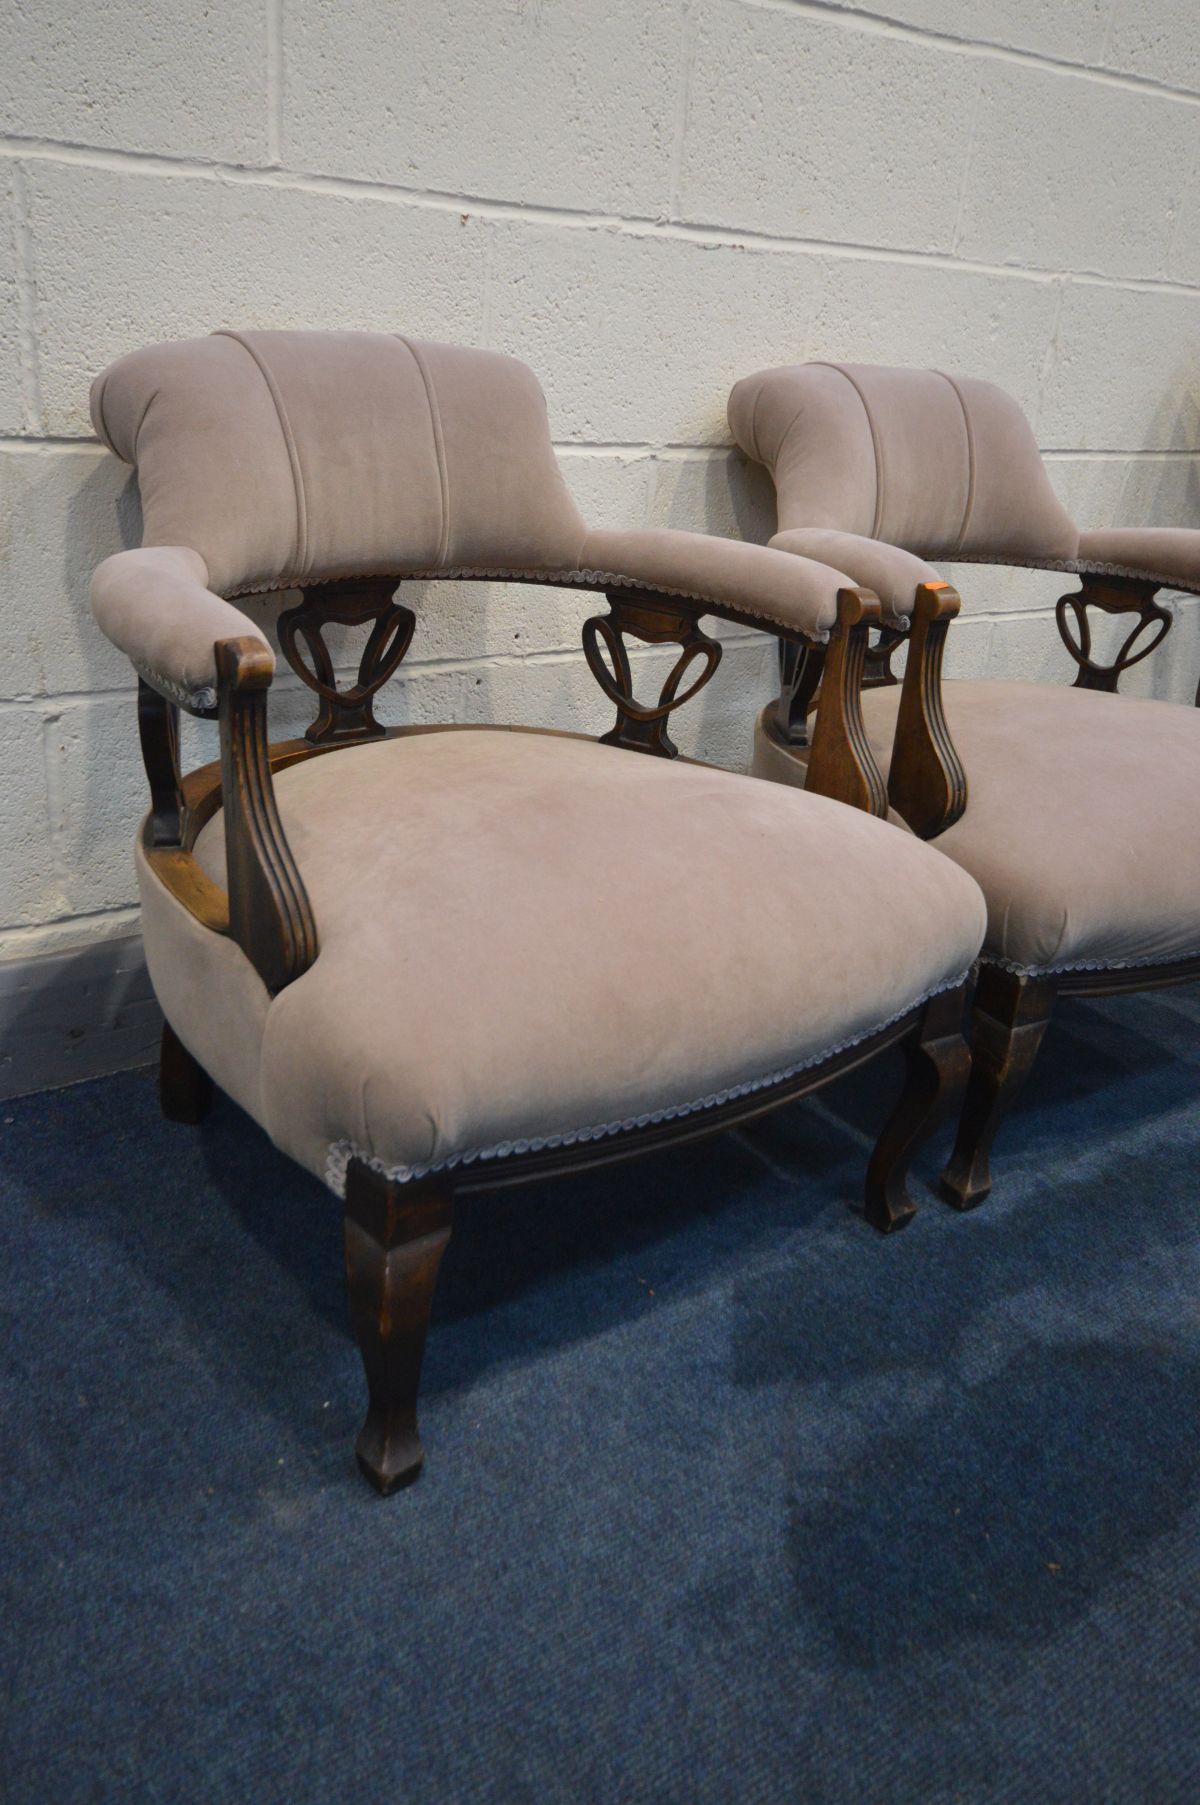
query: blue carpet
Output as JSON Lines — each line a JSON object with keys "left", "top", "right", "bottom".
{"left": 2, "top": 986, "right": 1199, "bottom": 1803}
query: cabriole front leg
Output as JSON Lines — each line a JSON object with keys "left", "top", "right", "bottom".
{"left": 863, "top": 983, "right": 972, "bottom": 1233}
{"left": 343, "top": 1160, "right": 455, "bottom": 1495}
{"left": 939, "top": 967, "right": 1057, "bottom": 1211}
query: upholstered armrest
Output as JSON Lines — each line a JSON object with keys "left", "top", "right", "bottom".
{"left": 1075, "top": 527, "right": 1200, "bottom": 595}
{"left": 90, "top": 546, "right": 275, "bottom": 714}
{"left": 769, "top": 529, "right": 938, "bottom": 624}
{"left": 579, "top": 527, "right": 854, "bottom": 640}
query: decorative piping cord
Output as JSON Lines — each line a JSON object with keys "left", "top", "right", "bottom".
{"left": 322, "top": 966, "right": 974, "bottom": 1197}
{"left": 991, "top": 947, "right": 1200, "bottom": 980}
{"left": 133, "top": 660, "right": 218, "bottom": 716}
{"left": 227, "top": 565, "right": 833, "bottom": 643}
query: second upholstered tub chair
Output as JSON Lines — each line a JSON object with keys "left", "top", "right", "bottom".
{"left": 88, "top": 330, "right": 987, "bottom": 1495}
{"left": 728, "top": 360, "right": 1200, "bottom": 1210}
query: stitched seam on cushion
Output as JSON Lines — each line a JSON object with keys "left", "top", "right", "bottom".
{"left": 811, "top": 363, "right": 885, "bottom": 540}
{"left": 320, "top": 967, "right": 974, "bottom": 1197}
{"left": 215, "top": 331, "right": 309, "bottom": 576}
{"left": 394, "top": 335, "right": 451, "bottom": 566}
{"left": 937, "top": 370, "right": 976, "bottom": 556}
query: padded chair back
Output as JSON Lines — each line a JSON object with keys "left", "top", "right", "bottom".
{"left": 91, "top": 330, "right": 588, "bottom": 597}
{"left": 728, "top": 362, "right": 1079, "bottom": 565}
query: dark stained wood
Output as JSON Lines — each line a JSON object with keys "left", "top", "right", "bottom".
{"left": 804, "top": 588, "right": 888, "bottom": 816}
{"left": 885, "top": 581, "right": 968, "bottom": 841}
{"left": 939, "top": 966, "right": 1057, "bottom": 1211}
{"left": 774, "top": 639, "right": 825, "bottom": 746}
{"left": 159, "top": 1020, "right": 214, "bottom": 1124}
{"left": 278, "top": 579, "right": 416, "bottom": 743}
{"left": 137, "top": 678, "right": 185, "bottom": 848}
{"left": 1055, "top": 573, "right": 1172, "bottom": 693}
{"left": 863, "top": 623, "right": 907, "bottom": 689}
{"left": 1059, "top": 954, "right": 1200, "bottom": 997}
{"left": 583, "top": 590, "right": 722, "bottom": 757}
{"left": 216, "top": 636, "right": 318, "bottom": 994}
{"left": 343, "top": 1162, "right": 455, "bottom": 1495}
{"left": 864, "top": 982, "right": 972, "bottom": 1233}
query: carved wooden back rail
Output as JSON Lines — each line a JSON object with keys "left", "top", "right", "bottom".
{"left": 137, "top": 571, "right": 905, "bottom": 997}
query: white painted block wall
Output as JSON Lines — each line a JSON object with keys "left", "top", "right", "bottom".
{"left": 2, "top": 0, "right": 1199, "bottom": 968}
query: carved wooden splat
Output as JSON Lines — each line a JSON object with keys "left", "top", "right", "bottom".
{"left": 1055, "top": 574, "right": 1172, "bottom": 694}
{"left": 278, "top": 579, "right": 417, "bottom": 743}
{"left": 582, "top": 591, "right": 722, "bottom": 758}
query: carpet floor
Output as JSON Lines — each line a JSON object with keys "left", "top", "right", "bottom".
{"left": 2, "top": 985, "right": 1199, "bottom": 1803}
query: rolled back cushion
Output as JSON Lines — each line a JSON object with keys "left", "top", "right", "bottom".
{"left": 91, "top": 330, "right": 588, "bottom": 597}
{"left": 728, "top": 362, "right": 1078, "bottom": 565}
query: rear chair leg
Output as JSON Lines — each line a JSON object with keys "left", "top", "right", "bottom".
{"left": 864, "top": 983, "right": 972, "bottom": 1234}
{"left": 939, "top": 967, "right": 1056, "bottom": 1211}
{"left": 343, "top": 1160, "right": 455, "bottom": 1495}
{"left": 159, "top": 1020, "right": 214, "bottom": 1124}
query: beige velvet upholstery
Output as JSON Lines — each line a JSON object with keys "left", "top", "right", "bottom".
{"left": 728, "top": 363, "right": 1080, "bottom": 592}
{"left": 767, "top": 528, "right": 941, "bottom": 620}
{"left": 91, "top": 330, "right": 589, "bottom": 597}
{"left": 178, "top": 728, "right": 985, "bottom": 1190}
{"left": 90, "top": 546, "right": 272, "bottom": 712}
{"left": 1076, "top": 527, "right": 1200, "bottom": 594}
{"left": 579, "top": 526, "right": 851, "bottom": 636}
{"left": 753, "top": 684, "right": 1200, "bottom": 976}
{"left": 90, "top": 332, "right": 868, "bottom": 704}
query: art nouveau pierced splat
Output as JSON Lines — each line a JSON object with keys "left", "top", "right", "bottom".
{"left": 278, "top": 579, "right": 417, "bottom": 743}
{"left": 1055, "top": 575, "right": 1173, "bottom": 694}
{"left": 582, "top": 591, "right": 722, "bottom": 758}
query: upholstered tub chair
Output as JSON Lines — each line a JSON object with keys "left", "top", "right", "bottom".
{"left": 728, "top": 360, "right": 1200, "bottom": 1210}
{"left": 88, "top": 330, "right": 986, "bottom": 1494}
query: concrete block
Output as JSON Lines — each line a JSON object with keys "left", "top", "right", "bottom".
{"left": 44, "top": 694, "right": 145, "bottom": 915}
{"left": 830, "top": 0, "right": 1112, "bottom": 66}
{"left": 679, "top": 3, "right": 974, "bottom": 253}
{"left": 1106, "top": 0, "right": 1200, "bottom": 94}
{"left": 488, "top": 222, "right": 822, "bottom": 444}
{"left": 25, "top": 163, "right": 490, "bottom": 434}
{"left": 283, "top": 0, "right": 680, "bottom": 217}
{"left": 1, "top": 170, "right": 24, "bottom": 433}
{"left": 957, "top": 65, "right": 1194, "bottom": 279}
{"left": 0, "top": 445, "right": 135, "bottom": 697}
{"left": 1038, "top": 283, "right": 1200, "bottom": 449}
{"left": 1, "top": 0, "right": 270, "bottom": 163}
{"left": 808, "top": 255, "right": 1060, "bottom": 419}
{"left": 0, "top": 708, "right": 63, "bottom": 928}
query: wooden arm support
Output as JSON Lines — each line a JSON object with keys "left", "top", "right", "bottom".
{"left": 215, "top": 637, "right": 318, "bottom": 993}
{"left": 885, "top": 581, "right": 968, "bottom": 841}
{"left": 804, "top": 588, "right": 888, "bottom": 817}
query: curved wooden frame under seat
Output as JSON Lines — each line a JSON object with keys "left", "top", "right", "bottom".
{"left": 938, "top": 954, "right": 1200, "bottom": 1213}
{"left": 341, "top": 982, "right": 970, "bottom": 1494}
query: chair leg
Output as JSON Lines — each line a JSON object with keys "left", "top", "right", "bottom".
{"left": 159, "top": 1020, "right": 214, "bottom": 1124}
{"left": 343, "top": 1160, "right": 455, "bottom": 1496}
{"left": 939, "top": 966, "right": 1056, "bottom": 1211}
{"left": 864, "top": 983, "right": 972, "bottom": 1234}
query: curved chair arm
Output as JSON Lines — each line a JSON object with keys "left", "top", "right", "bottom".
{"left": 579, "top": 527, "right": 853, "bottom": 641}
{"left": 1074, "top": 527, "right": 1200, "bottom": 596}
{"left": 768, "top": 528, "right": 940, "bottom": 626}
{"left": 91, "top": 546, "right": 274, "bottom": 715}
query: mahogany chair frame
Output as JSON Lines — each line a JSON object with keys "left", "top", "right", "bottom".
{"left": 766, "top": 573, "right": 1199, "bottom": 1213}
{"left": 138, "top": 568, "right": 972, "bottom": 1494}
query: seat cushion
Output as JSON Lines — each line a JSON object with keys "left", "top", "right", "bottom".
{"left": 754, "top": 682, "right": 1200, "bottom": 976}
{"left": 179, "top": 728, "right": 984, "bottom": 1191}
